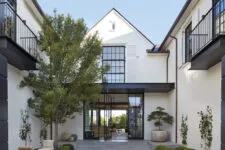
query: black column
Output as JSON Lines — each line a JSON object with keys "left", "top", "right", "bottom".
{"left": 0, "top": 54, "right": 8, "bottom": 150}
{"left": 221, "top": 56, "right": 225, "bottom": 150}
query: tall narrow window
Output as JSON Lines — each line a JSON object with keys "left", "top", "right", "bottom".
{"left": 102, "top": 46, "right": 125, "bottom": 83}
{"left": 185, "top": 23, "right": 192, "bottom": 62}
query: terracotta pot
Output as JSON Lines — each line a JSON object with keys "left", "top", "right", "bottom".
{"left": 18, "top": 147, "right": 32, "bottom": 150}
{"left": 151, "top": 130, "right": 168, "bottom": 142}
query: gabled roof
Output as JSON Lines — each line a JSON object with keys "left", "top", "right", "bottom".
{"left": 88, "top": 8, "right": 155, "bottom": 46}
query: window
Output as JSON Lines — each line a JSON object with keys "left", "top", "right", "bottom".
{"left": 214, "top": 0, "right": 225, "bottom": 34}
{"left": 185, "top": 23, "right": 192, "bottom": 62}
{"left": 102, "top": 46, "right": 125, "bottom": 83}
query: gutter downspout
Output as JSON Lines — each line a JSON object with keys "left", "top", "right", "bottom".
{"left": 169, "top": 35, "right": 178, "bottom": 143}
{"left": 166, "top": 51, "right": 170, "bottom": 83}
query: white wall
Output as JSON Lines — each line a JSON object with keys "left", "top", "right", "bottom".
{"left": 88, "top": 9, "right": 167, "bottom": 83}
{"left": 8, "top": 65, "right": 41, "bottom": 150}
{"left": 144, "top": 93, "right": 170, "bottom": 140}
{"left": 7, "top": 1, "right": 43, "bottom": 149}
{"left": 165, "top": 0, "right": 221, "bottom": 149}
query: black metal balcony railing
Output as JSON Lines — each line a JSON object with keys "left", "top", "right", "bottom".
{"left": 0, "top": 1, "right": 38, "bottom": 58}
{"left": 191, "top": 0, "right": 225, "bottom": 57}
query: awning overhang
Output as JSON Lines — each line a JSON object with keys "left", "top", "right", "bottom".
{"left": 102, "top": 83, "right": 175, "bottom": 94}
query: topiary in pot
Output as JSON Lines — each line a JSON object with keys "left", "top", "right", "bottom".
{"left": 147, "top": 107, "right": 173, "bottom": 142}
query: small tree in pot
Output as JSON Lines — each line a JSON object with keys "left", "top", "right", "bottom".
{"left": 147, "top": 107, "right": 173, "bottom": 142}
{"left": 19, "top": 109, "right": 32, "bottom": 150}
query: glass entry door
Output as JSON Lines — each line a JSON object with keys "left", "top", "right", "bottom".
{"left": 128, "top": 94, "right": 144, "bottom": 139}
{"left": 103, "top": 93, "right": 112, "bottom": 140}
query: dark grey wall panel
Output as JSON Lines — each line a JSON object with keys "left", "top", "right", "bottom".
{"left": 0, "top": 54, "right": 8, "bottom": 150}
{"left": 222, "top": 56, "right": 225, "bottom": 150}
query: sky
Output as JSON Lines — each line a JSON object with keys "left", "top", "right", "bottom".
{"left": 37, "top": 0, "right": 187, "bottom": 45}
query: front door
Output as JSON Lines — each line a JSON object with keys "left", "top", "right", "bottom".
{"left": 128, "top": 94, "right": 144, "bottom": 139}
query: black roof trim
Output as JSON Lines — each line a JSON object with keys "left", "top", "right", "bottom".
{"left": 88, "top": 8, "right": 155, "bottom": 46}
{"left": 32, "top": 0, "right": 45, "bottom": 16}
{"left": 102, "top": 83, "right": 175, "bottom": 94}
{"left": 158, "top": 0, "right": 191, "bottom": 51}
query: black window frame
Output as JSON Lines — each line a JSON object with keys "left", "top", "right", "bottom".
{"left": 102, "top": 46, "right": 125, "bottom": 83}
{"left": 185, "top": 22, "right": 192, "bottom": 63}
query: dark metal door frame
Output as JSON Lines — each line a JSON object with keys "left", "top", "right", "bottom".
{"left": 103, "top": 91, "right": 112, "bottom": 140}
{"left": 127, "top": 94, "right": 144, "bottom": 140}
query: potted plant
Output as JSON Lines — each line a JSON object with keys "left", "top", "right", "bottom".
{"left": 19, "top": 109, "right": 32, "bottom": 150}
{"left": 147, "top": 106, "right": 173, "bottom": 142}
{"left": 40, "top": 126, "right": 48, "bottom": 146}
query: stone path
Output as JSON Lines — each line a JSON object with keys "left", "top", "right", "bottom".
{"left": 76, "top": 140, "right": 151, "bottom": 150}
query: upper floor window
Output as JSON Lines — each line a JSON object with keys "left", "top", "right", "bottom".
{"left": 102, "top": 46, "right": 125, "bottom": 83}
{"left": 185, "top": 23, "right": 192, "bottom": 63}
{"left": 0, "top": 0, "right": 16, "bottom": 9}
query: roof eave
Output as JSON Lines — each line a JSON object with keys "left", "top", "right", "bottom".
{"left": 31, "top": 0, "right": 45, "bottom": 17}
{"left": 158, "top": 0, "right": 192, "bottom": 52}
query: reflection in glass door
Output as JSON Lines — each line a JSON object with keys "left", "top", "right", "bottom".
{"left": 128, "top": 94, "right": 144, "bottom": 139}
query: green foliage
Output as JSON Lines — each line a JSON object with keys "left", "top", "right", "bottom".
{"left": 175, "top": 146, "right": 193, "bottom": 150}
{"left": 198, "top": 106, "right": 213, "bottom": 149}
{"left": 20, "top": 10, "right": 107, "bottom": 148}
{"left": 155, "top": 146, "right": 193, "bottom": 150}
{"left": 147, "top": 107, "right": 173, "bottom": 130}
{"left": 60, "top": 144, "right": 74, "bottom": 150}
{"left": 19, "top": 109, "right": 32, "bottom": 146}
{"left": 109, "top": 114, "right": 127, "bottom": 128}
{"left": 155, "top": 146, "right": 173, "bottom": 150}
{"left": 180, "top": 115, "right": 188, "bottom": 146}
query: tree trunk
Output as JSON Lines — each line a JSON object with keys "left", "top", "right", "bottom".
{"left": 54, "top": 122, "right": 59, "bottom": 150}
{"left": 50, "top": 117, "right": 53, "bottom": 140}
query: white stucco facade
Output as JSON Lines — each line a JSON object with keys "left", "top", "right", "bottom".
{"left": 163, "top": 0, "right": 222, "bottom": 149}
{"left": 6, "top": 0, "right": 43, "bottom": 150}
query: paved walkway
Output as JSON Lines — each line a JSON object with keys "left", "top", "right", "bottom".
{"left": 76, "top": 140, "right": 151, "bottom": 150}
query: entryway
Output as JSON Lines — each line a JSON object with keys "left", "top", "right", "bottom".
{"left": 83, "top": 93, "right": 144, "bottom": 141}
{"left": 76, "top": 140, "right": 151, "bottom": 150}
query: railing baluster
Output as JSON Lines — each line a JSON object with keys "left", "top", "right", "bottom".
{"left": 191, "top": 0, "right": 225, "bottom": 57}
{"left": 0, "top": 1, "right": 39, "bottom": 59}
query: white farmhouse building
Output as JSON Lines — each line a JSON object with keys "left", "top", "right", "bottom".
{"left": 58, "top": 8, "right": 174, "bottom": 142}
{"left": 1, "top": 0, "right": 225, "bottom": 150}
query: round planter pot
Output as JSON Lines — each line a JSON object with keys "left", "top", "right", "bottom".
{"left": 151, "top": 130, "right": 168, "bottom": 142}
{"left": 43, "top": 140, "right": 54, "bottom": 148}
{"left": 18, "top": 147, "right": 32, "bottom": 150}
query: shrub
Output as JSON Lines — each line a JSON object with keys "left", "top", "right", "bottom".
{"left": 175, "top": 146, "right": 193, "bottom": 150}
{"left": 147, "top": 107, "right": 173, "bottom": 130}
{"left": 180, "top": 115, "right": 188, "bottom": 145}
{"left": 60, "top": 144, "right": 74, "bottom": 150}
{"left": 155, "top": 146, "right": 173, "bottom": 150}
{"left": 198, "top": 106, "right": 213, "bottom": 149}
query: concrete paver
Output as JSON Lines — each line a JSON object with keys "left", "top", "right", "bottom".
{"left": 76, "top": 140, "right": 151, "bottom": 150}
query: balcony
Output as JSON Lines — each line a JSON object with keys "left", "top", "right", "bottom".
{"left": 0, "top": 0, "right": 39, "bottom": 70}
{"left": 190, "top": 1, "right": 225, "bottom": 70}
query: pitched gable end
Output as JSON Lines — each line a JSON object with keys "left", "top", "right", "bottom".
{"left": 88, "top": 8, "right": 154, "bottom": 46}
